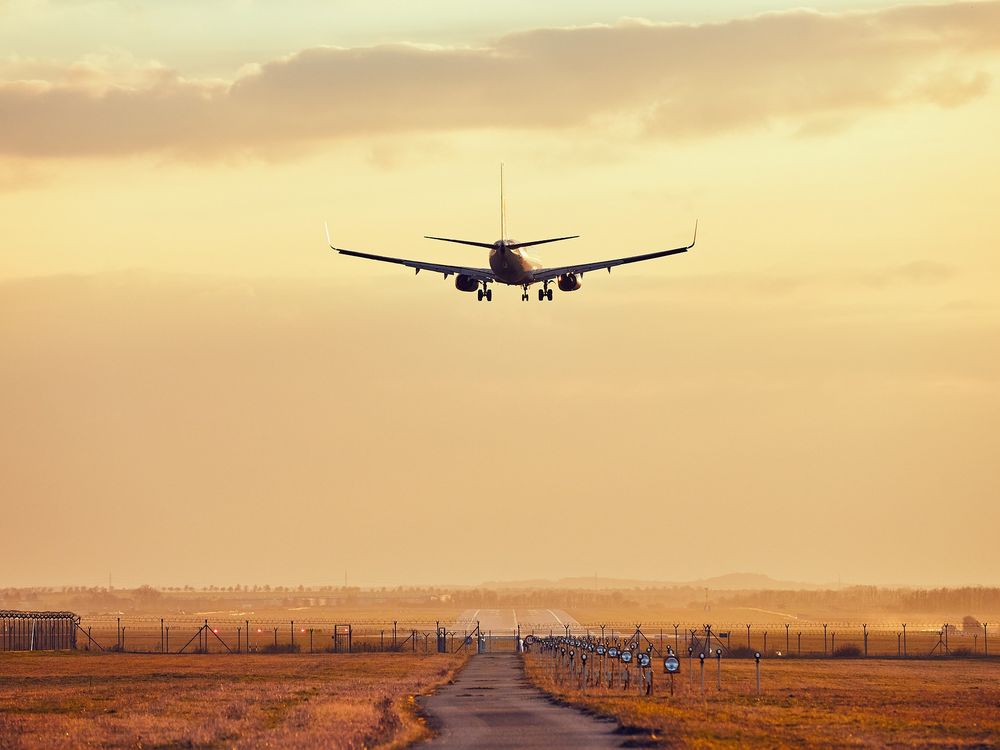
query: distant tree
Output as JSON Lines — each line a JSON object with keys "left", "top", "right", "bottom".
{"left": 134, "top": 585, "right": 162, "bottom": 607}
{"left": 963, "top": 615, "right": 982, "bottom": 631}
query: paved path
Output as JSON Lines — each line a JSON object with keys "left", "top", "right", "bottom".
{"left": 419, "top": 653, "right": 623, "bottom": 749}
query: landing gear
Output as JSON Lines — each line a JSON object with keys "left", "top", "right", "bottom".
{"left": 522, "top": 286, "right": 530, "bottom": 302}
{"left": 478, "top": 285, "right": 493, "bottom": 302}
{"left": 537, "top": 283, "right": 554, "bottom": 302}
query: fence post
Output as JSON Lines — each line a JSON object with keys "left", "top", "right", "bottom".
{"left": 902, "top": 624, "right": 907, "bottom": 657}
{"left": 785, "top": 623, "right": 790, "bottom": 654}
{"left": 823, "top": 624, "right": 828, "bottom": 656}
{"left": 984, "top": 623, "right": 989, "bottom": 657}
{"left": 863, "top": 624, "right": 868, "bottom": 657}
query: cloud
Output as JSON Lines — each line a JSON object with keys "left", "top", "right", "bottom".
{"left": 1, "top": 1, "right": 998, "bottom": 158}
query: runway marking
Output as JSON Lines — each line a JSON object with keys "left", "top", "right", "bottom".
{"left": 512, "top": 609, "right": 518, "bottom": 631}
{"left": 547, "top": 609, "right": 563, "bottom": 626}
{"left": 471, "top": 609, "right": 480, "bottom": 625}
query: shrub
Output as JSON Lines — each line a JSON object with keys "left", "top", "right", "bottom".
{"left": 260, "top": 643, "right": 300, "bottom": 654}
{"left": 833, "top": 644, "right": 862, "bottom": 657}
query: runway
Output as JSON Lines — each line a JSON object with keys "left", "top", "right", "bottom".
{"left": 451, "top": 608, "right": 581, "bottom": 634}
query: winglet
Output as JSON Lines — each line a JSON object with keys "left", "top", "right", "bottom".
{"left": 324, "top": 221, "right": 333, "bottom": 249}
{"left": 691, "top": 220, "right": 698, "bottom": 248}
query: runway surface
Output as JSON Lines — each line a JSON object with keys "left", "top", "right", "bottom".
{"left": 419, "top": 653, "right": 622, "bottom": 749}
{"left": 451, "top": 608, "right": 581, "bottom": 634}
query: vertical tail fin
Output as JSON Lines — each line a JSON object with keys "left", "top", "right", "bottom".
{"left": 500, "top": 162, "right": 507, "bottom": 242}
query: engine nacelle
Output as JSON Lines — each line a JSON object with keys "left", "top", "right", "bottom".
{"left": 557, "top": 273, "right": 582, "bottom": 292}
{"left": 455, "top": 274, "right": 479, "bottom": 293}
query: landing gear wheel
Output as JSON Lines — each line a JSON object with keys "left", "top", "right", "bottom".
{"left": 485, "top": 289, "right": 493, "bottom": 302}
{"left": 538, "top": 288, "right": 545, "bottom": 301}
{"left": 477, "top": 289, "right": 484, "bottom": 301}
{"left": 546, "top": 288, "right": 553, "bottom": 301}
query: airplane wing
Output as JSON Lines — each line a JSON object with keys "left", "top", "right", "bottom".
{"left": 327, "top": 225, "right": 495, "bottom": 282}
{"left": 529, "top": 223, "right": 697, "bottom": 283}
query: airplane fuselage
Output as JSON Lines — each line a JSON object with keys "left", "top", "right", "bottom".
{"left": 489, "top": 240, "right": 543, "bottom": 285}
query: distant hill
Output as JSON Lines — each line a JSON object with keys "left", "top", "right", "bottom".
{"left": 478, "top": 572, "right": 839, "bottom": 591}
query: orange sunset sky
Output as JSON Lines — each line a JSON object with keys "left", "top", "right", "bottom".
{"left": 2, "top": 0, "right": 998, "bottom": 588}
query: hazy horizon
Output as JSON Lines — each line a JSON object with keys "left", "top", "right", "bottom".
{"left": 3, "top": 1, "right": 998, "bottom": 590}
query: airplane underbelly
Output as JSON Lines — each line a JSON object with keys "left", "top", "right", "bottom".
{"left": 490, "top": 250, "right": 535, "bottom": 285}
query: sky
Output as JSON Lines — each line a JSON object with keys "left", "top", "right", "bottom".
{"left": 2, "top": 0, "right": 998, "bottom": 589}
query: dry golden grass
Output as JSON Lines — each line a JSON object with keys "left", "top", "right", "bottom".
{"left": 525, "top": 654, "right": 1000, "bottom": 747}
{"left": 0, "top": 651, "right": 465, "bottom": 749}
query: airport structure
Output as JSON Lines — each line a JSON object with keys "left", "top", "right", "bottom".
{"left": 0, "top": 610, "right": 79, "bottom": 651}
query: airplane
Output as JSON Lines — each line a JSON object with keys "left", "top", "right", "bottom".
{"left": 326, "top": 169, "right": 696, "bottom": 302}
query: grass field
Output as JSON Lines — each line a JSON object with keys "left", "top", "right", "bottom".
{"left": 524, "top": 653, "right": 1000, "bottom": 747}
{"left": 0, "top": 651, "right": 465, "bottom": 749}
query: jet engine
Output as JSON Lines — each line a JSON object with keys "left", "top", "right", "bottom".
{"left": 455, "top": 274, "right": 479, "bottom": 292}
{"left": 557, "top": 273, "right": 582, "bottom": 292}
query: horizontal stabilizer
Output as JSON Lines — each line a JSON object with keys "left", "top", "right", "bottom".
{"left": 424, "top": 236, "right": 496, "bottom": 249}
{"left": 507, "top": 235, "right": 579, "bottom": 250}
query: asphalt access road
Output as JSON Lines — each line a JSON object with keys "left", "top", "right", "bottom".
{"left": 419, "top": 653, "right": 624, "bottom": 749}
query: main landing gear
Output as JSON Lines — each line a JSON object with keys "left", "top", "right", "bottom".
{"left": 537, "top": 282, "right": 554, "bottom": 302}
{"left": 477, "top": 284, "right": 493, "bottom": 302}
